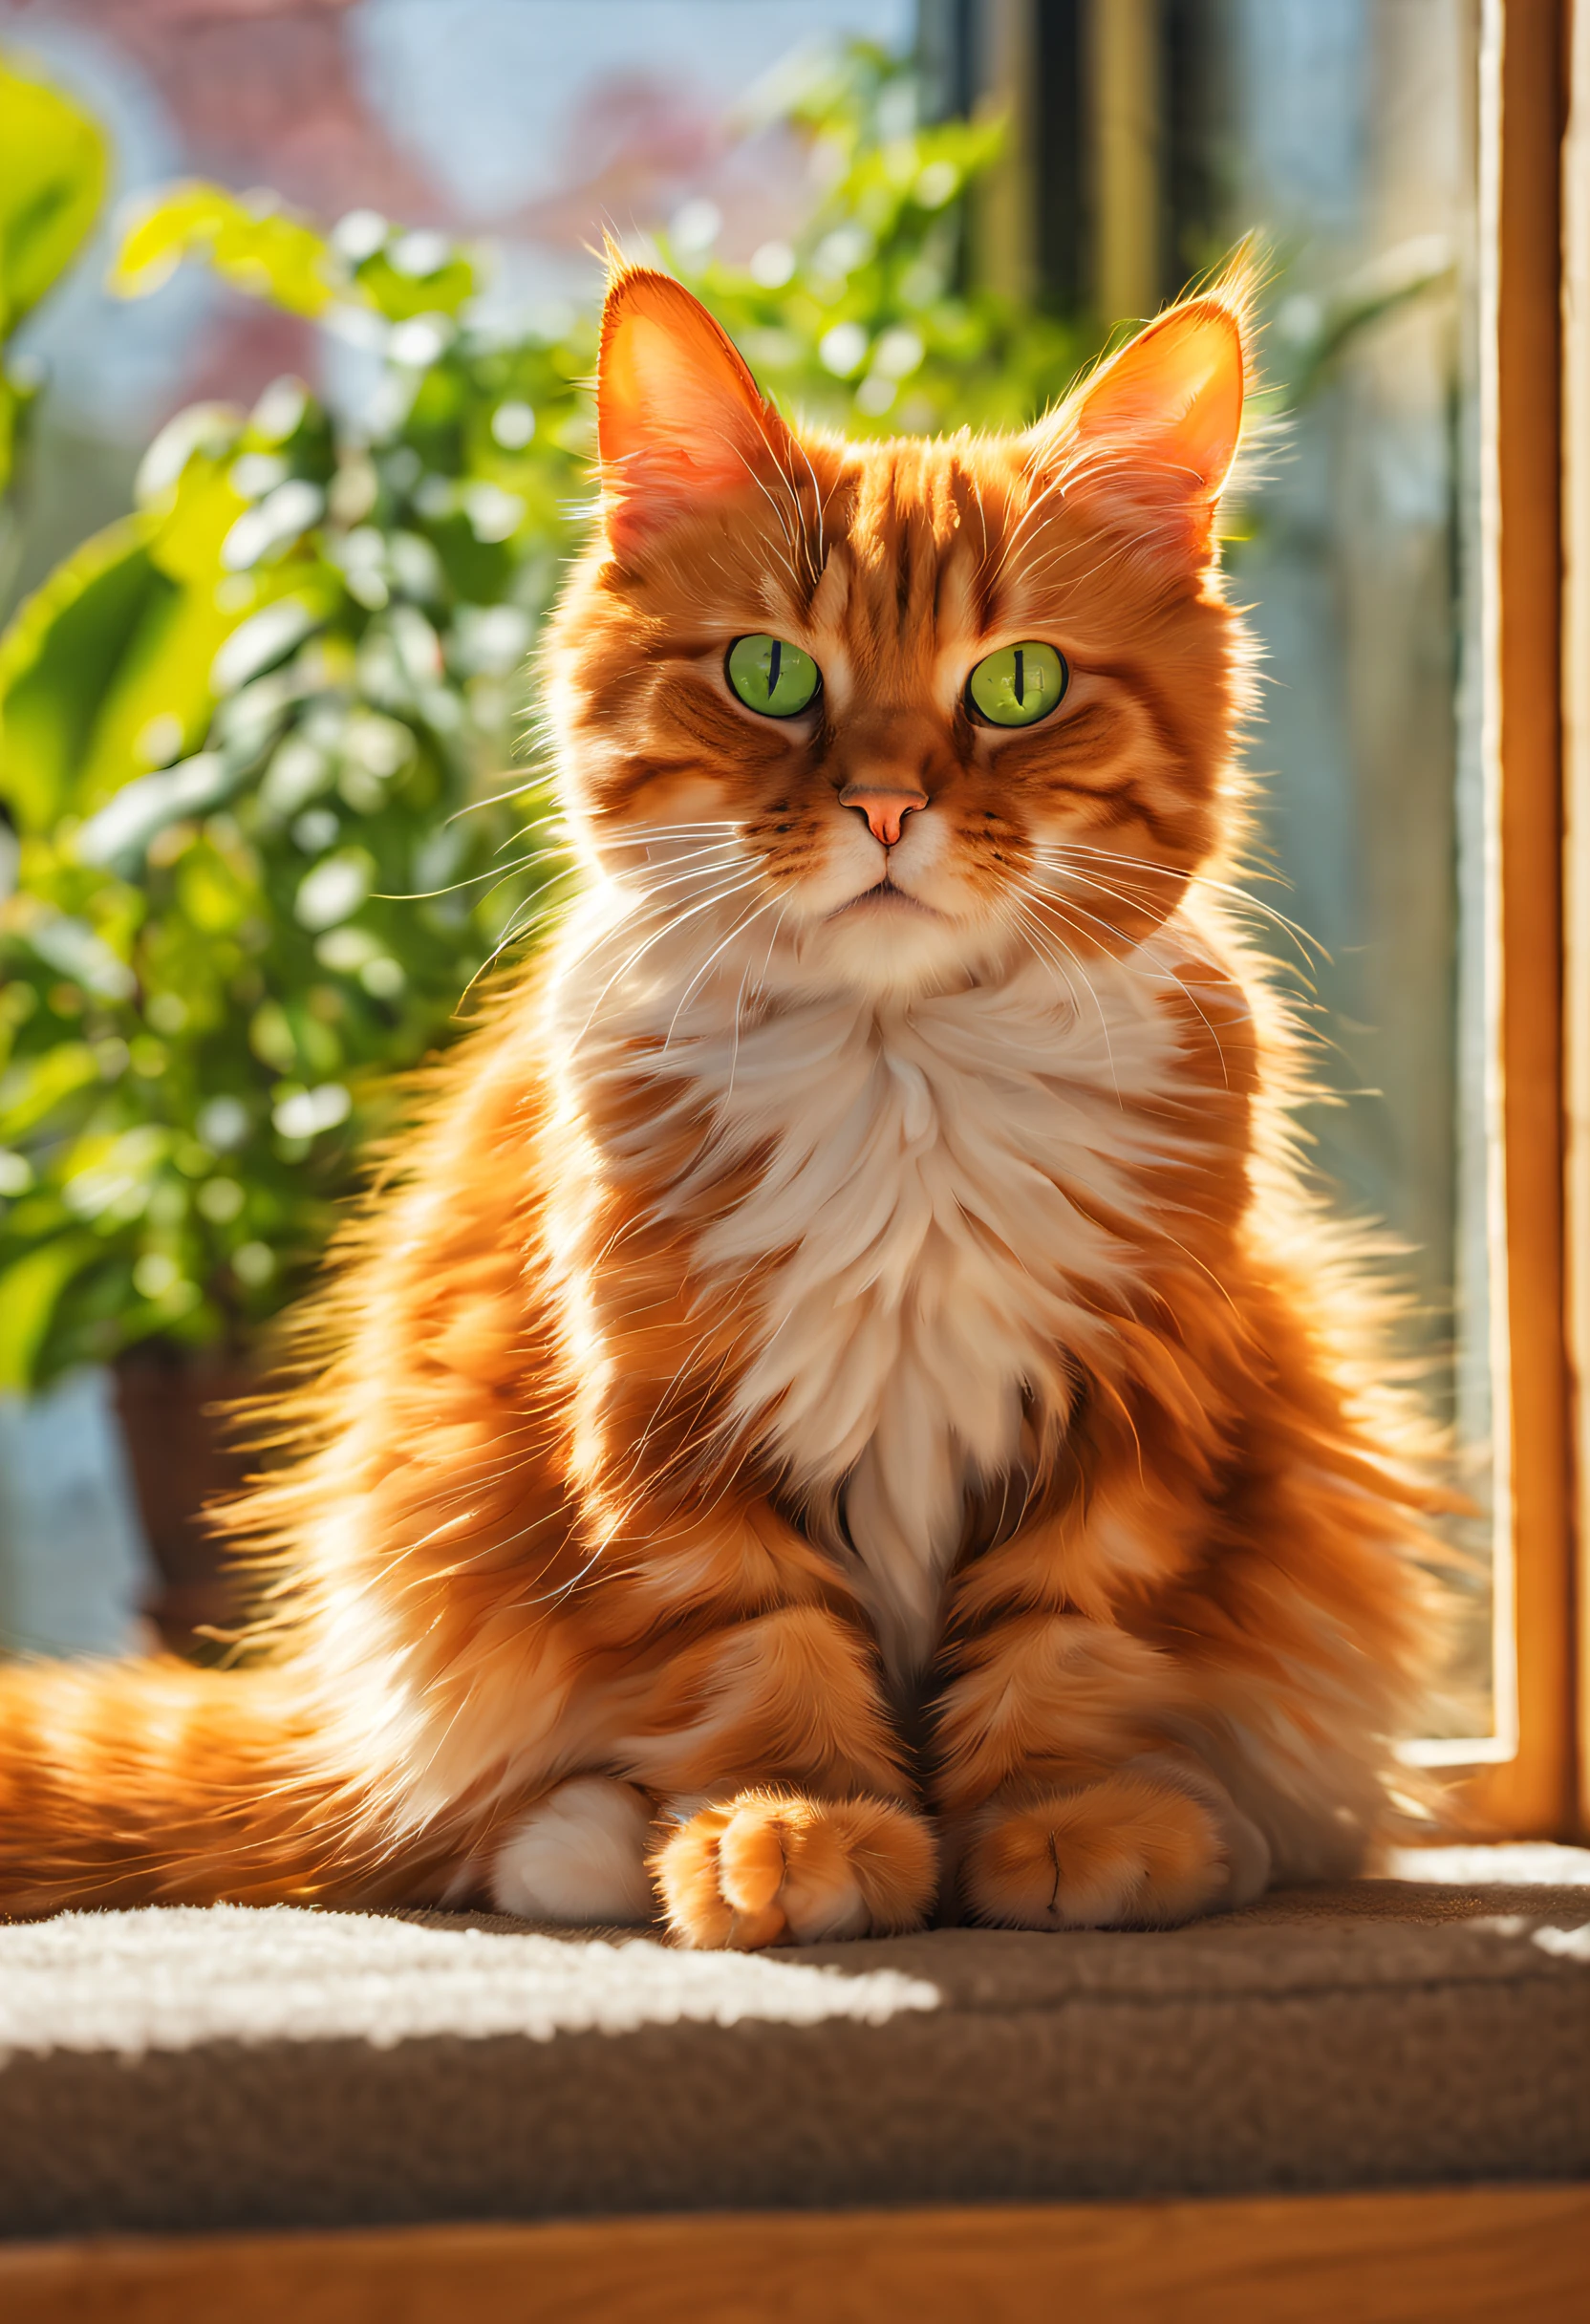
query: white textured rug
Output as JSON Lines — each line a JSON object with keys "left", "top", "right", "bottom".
{"left": 0, "top": 1904, "right": 937, "bottom": 2058}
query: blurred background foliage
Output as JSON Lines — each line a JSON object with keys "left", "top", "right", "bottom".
{"left": 0, "top": 55, "right": 108, "bottom": 526}
{"left": 0, "top": 38, "right": 1101, "bottom": 1391}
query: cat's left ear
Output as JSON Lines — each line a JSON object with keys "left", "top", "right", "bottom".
{"left": 596, "top": 265, "right": 796, "bottom": 556}
{"left": 1030, "top": 294, "right": 1248, "bottom": 554}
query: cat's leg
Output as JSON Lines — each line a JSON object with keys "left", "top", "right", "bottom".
{"left": 935, "top": 1447, "right": 1425, "bottom": 1930}
{"left": 621, "top": 1600, "right": 937, "bottom": 1948}
{"left": 935, "top": 1605, "right": 1270, "bottom": 1929}
{"left": 957, "top": 1749, "right": 1271, "bottom": 1930}
{"left": 489, "top": 1776, "right": 655, "bottom": 1924}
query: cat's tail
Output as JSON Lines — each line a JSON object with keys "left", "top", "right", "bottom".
{"left": 0, "top": 1655, "right": 437, "bottom": 1918}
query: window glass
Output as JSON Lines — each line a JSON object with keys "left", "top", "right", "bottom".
{"left": 1212, "top": 0, "right": 1494, "bottom": 1742}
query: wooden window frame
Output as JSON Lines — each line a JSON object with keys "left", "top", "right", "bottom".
{"left": 1447, "top": 0, "right": 1579, "bottom": 1839}
{"left": 1563, "top": 0, "right": 1590, "bottom": 1837}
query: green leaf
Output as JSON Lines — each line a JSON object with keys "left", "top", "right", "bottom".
{"left": 113, "top": 183, "right": 339, "bottom": 318}
{"left": 354, "top": 242, "right": 476, "bottom": 322}
{"left": 0, "top": 368, "right": 28, "bottom": 502}
{"left": 73, "top": 572, "right": 242, "bottom": 815}
{"left": 0, "top": 1041, "right": 100, "bottom": 1139}
{"left": 0, "top": 1236, "right": 98, "bottom": 1390}
{"left": 0, "top": 53, "right": 108, "bottom": 343}
{"left": 0, "top": 516, "right": 159, "bottom": 831}
{"left": 0, "top": 448, "right": 269, "bottom": 831}
{"left": 109, "top": 182, "right": 481, "bottom": 331}
{"left": 145, "top": 438, "right": 248, "bottom": 583}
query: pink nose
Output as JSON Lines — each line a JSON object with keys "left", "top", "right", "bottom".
{"left": 838, "top": 785, "right": 928, "bottom": 848}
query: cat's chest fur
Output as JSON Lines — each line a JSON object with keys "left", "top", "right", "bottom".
{"left": 643, "top": 952, "right": 1187, "bottom": 1678}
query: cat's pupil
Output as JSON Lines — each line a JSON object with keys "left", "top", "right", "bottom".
{"left": 766, "top": 638, "right": 783, "bottom": 699}
{"left": 1013, "top": 648, "right": 1025, "bottom": 706}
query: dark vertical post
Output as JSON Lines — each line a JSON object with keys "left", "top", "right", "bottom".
{"left": 1032, "top": 0, "right": 1090, "bottom": 310}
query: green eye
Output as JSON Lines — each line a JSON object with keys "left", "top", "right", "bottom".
{"left": 726, "top": 635, "right": 821, "bottom": 719}
{"left": 967, "top": 641, "right": 1068, "bottom": 728}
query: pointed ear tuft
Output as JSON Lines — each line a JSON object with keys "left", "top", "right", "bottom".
{"left": 1031, "top": 274, "right": 1252, "bottom": 554}
{"left": 596, "top": 267, "right": 794, "bottom": 555}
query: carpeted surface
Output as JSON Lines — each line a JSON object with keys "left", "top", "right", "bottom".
{"left": 2, "top": 1848, "right": 1588, "bottom": 2239}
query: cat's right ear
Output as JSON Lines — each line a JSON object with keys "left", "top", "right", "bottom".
{"left": 1024, "top": 284, "right": 1250, "bottom": 560}
{"left": 596, "top": 267, "right": 793, "bottom": 555}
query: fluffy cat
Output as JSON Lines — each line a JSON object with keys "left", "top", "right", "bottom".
{"left": 0, "top": 263, "right": 1437, "bottom": 1945}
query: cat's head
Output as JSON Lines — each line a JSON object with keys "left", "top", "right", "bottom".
{"left": 548, "top": 262, "right": 1252, "bottom": 1005}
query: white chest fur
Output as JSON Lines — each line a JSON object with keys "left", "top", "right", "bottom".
{"left": 569, "top": 935, "right": 1190, "bottom": 1679}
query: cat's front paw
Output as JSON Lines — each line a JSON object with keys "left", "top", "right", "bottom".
{"left": 961, "top": 1758, "right": 1271, "bottom": 1930}
{"left": 652, "top": 1789, "right": 936, "bottom": 1949}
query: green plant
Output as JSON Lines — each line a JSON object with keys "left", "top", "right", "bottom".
{"left": 658, "top": 42, "right": 1090, "bottom": 434}
{"left": 0, "top": 54, "right": 110, "bottom": 540}
{"left": 0, "top": 40, "right": 1097, "bottom": 1390}
{"left": 0, "top": 220, "right": 578, "bottom": 1386}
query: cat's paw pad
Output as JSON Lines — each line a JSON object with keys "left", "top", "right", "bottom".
{"left": 652, "top": 1790, "right": 936, "bottom": 1950}
{"left": 963, "top": 1761, "right": 1269, "bottom": 1930}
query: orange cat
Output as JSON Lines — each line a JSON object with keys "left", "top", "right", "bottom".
{"left": 0, "top": 263, "right": 1438, "bottom": 1944}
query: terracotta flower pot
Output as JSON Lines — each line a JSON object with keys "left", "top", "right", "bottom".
{"left": 113, "top": 1355, "right": 262, "bottom": 1661}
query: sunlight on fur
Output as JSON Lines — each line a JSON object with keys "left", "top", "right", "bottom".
{"left": 0, "top": 257, "right": 1445, "bottom": 1946}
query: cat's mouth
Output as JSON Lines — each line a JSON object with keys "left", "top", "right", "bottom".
{"left": 829, "top": 879, "right": 940, "bottom": 921}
